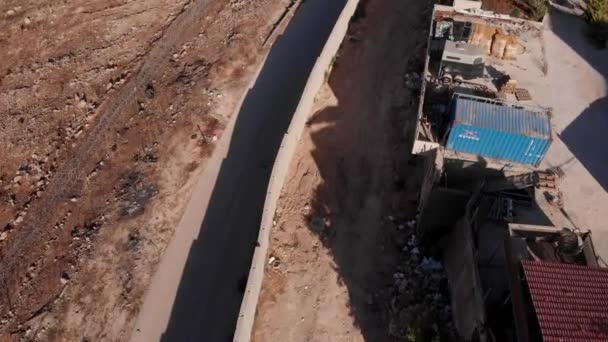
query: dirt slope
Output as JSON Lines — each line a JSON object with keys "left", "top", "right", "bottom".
{"left": 0, "top": 0, "right": 289, "bottom": 340}
{"left": 251, "top": 0, "right": 437, "bottom": 340}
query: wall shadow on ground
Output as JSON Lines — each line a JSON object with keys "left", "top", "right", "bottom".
{"left": 158, "top": 0, "right": 347, "bottom": 341}
{"left": 560, "top": 96, "right": 608, "bottom": 190}
{"left": 299, "top": 0, "right": 433, "bottom": 340}
{"left": 550, "top": 8, "right": 608, "bottom": 192}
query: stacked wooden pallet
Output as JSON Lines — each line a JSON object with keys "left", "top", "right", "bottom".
{"left": 500, "top": 79, "right": 518, "bottom": 94}
{"left": 515, "top": 88, "right": 532, "bottom": 101}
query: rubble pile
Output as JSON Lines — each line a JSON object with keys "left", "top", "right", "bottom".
{"left": 115, "top": 171, "right": 157, "bottom": 217}
{"left": 388, "top": 223, "right": 455, "bottom": 341}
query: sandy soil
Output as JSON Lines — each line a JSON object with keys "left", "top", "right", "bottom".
{"left": 250, "top": 0, "right": 439, "bottom": 340}
{"left": 0, "top": 0, "right": 290, "bottom": 340}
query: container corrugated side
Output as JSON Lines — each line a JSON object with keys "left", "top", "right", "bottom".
{"left": 446, "top": 123, "right": 551, "bottom": 166}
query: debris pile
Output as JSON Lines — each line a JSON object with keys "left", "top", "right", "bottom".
{"left": 388, "top": 224, "right": 455, "bottom": 341}
{"left": 404, "top": 72, "right": 422, "bottom": 90}
{"left": 115, "top": 171, "right": 157, "bottom": 217}
{"left": 133, "top": 143, "right": 159, "bottom": 164}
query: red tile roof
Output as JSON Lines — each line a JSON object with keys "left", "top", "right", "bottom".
{"left": 522, "top": 260, "right": 608, "bottom": 342}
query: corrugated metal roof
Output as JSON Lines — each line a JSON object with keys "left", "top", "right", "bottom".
{"left": 453, "top": 96, "right": 551, "bottom": 139}
{"left": 522, "top": 260, "right": 608, "bottom": 341}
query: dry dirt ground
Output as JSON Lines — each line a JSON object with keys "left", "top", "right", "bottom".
{"left": 0, "top": 0, "right": 291, "bottom": 340}
{"left": 252, "top": 0, "right": 453, "bottom": 341}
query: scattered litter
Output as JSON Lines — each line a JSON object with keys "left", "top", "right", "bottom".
{"left": 544, "top": 190, "right": 563, "bottom": 208}
{"left": 389, "top": 232, "right": 454, "bottom": 340}
{"left": 268, "top": 256, "right": 281, "bottom": 269}
{"left": 407, "top": 235, "right": 418, "bottom": 247}
{"left": 419, "top": 257, "right": 443, "bottom": 272}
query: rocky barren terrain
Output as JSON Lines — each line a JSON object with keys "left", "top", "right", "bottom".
{"left": 0, "top": 0, "right": 289, "bottom": 340}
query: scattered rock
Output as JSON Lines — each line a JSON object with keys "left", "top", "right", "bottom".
{"left": 70, "top": 219, "right": 101, "bottom": 241}
{"left": 60, "top": 273, "right": 69, "bottom": 285}
{"left": 229, "top": 0, "right": 247, "bottom": 11}
{"left": 310, "top": 216, "right": 325, "bottom": 232}
{"left": 144, "top": 84, "right": 155, "bottom": 99}
{"left": 119, "top": 268, "right": 133, "bottom": 295}
{"left": 133, "top": 144, "right": 159, "bottom": 163}
{"left": 126, "top": 229, "right": 141, "bottom": 250}
{"left": 77, "top": 99, "right": 88, "bottom": 109}
{"left": 13, "top": 210, "right": 26, "bottom": 224}
{"left": 302, "top": 203, "right": 311, "bottom": 215}
{"left": 7, "top": 194, "right": 16, "bottom": 206}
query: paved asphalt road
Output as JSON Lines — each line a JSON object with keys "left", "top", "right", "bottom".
{"left": 131, "top": 0, "right": 347, "bottom": 341}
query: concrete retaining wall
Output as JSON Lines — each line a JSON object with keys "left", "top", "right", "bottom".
{"left": 232, "top": 0, "right": 360, "bottom": 340}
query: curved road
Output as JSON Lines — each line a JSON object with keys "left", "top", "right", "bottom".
{"left": 130, "top": 0, "right": 347, "bottom": 341}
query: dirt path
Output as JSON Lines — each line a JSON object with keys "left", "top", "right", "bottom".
{"left": 0, "top": 0, "right": 291, "bottom": 340}
{"left": 251, "top": 0, "right": 434, "bottom": 340}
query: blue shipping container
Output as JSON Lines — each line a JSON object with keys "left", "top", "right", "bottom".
{"left": 446, "top": 95, "right": 551, "bottom": 166}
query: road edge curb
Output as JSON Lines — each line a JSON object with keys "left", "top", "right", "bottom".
{"left": 232, "top": 0, "right": 361, "bottom": 340}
